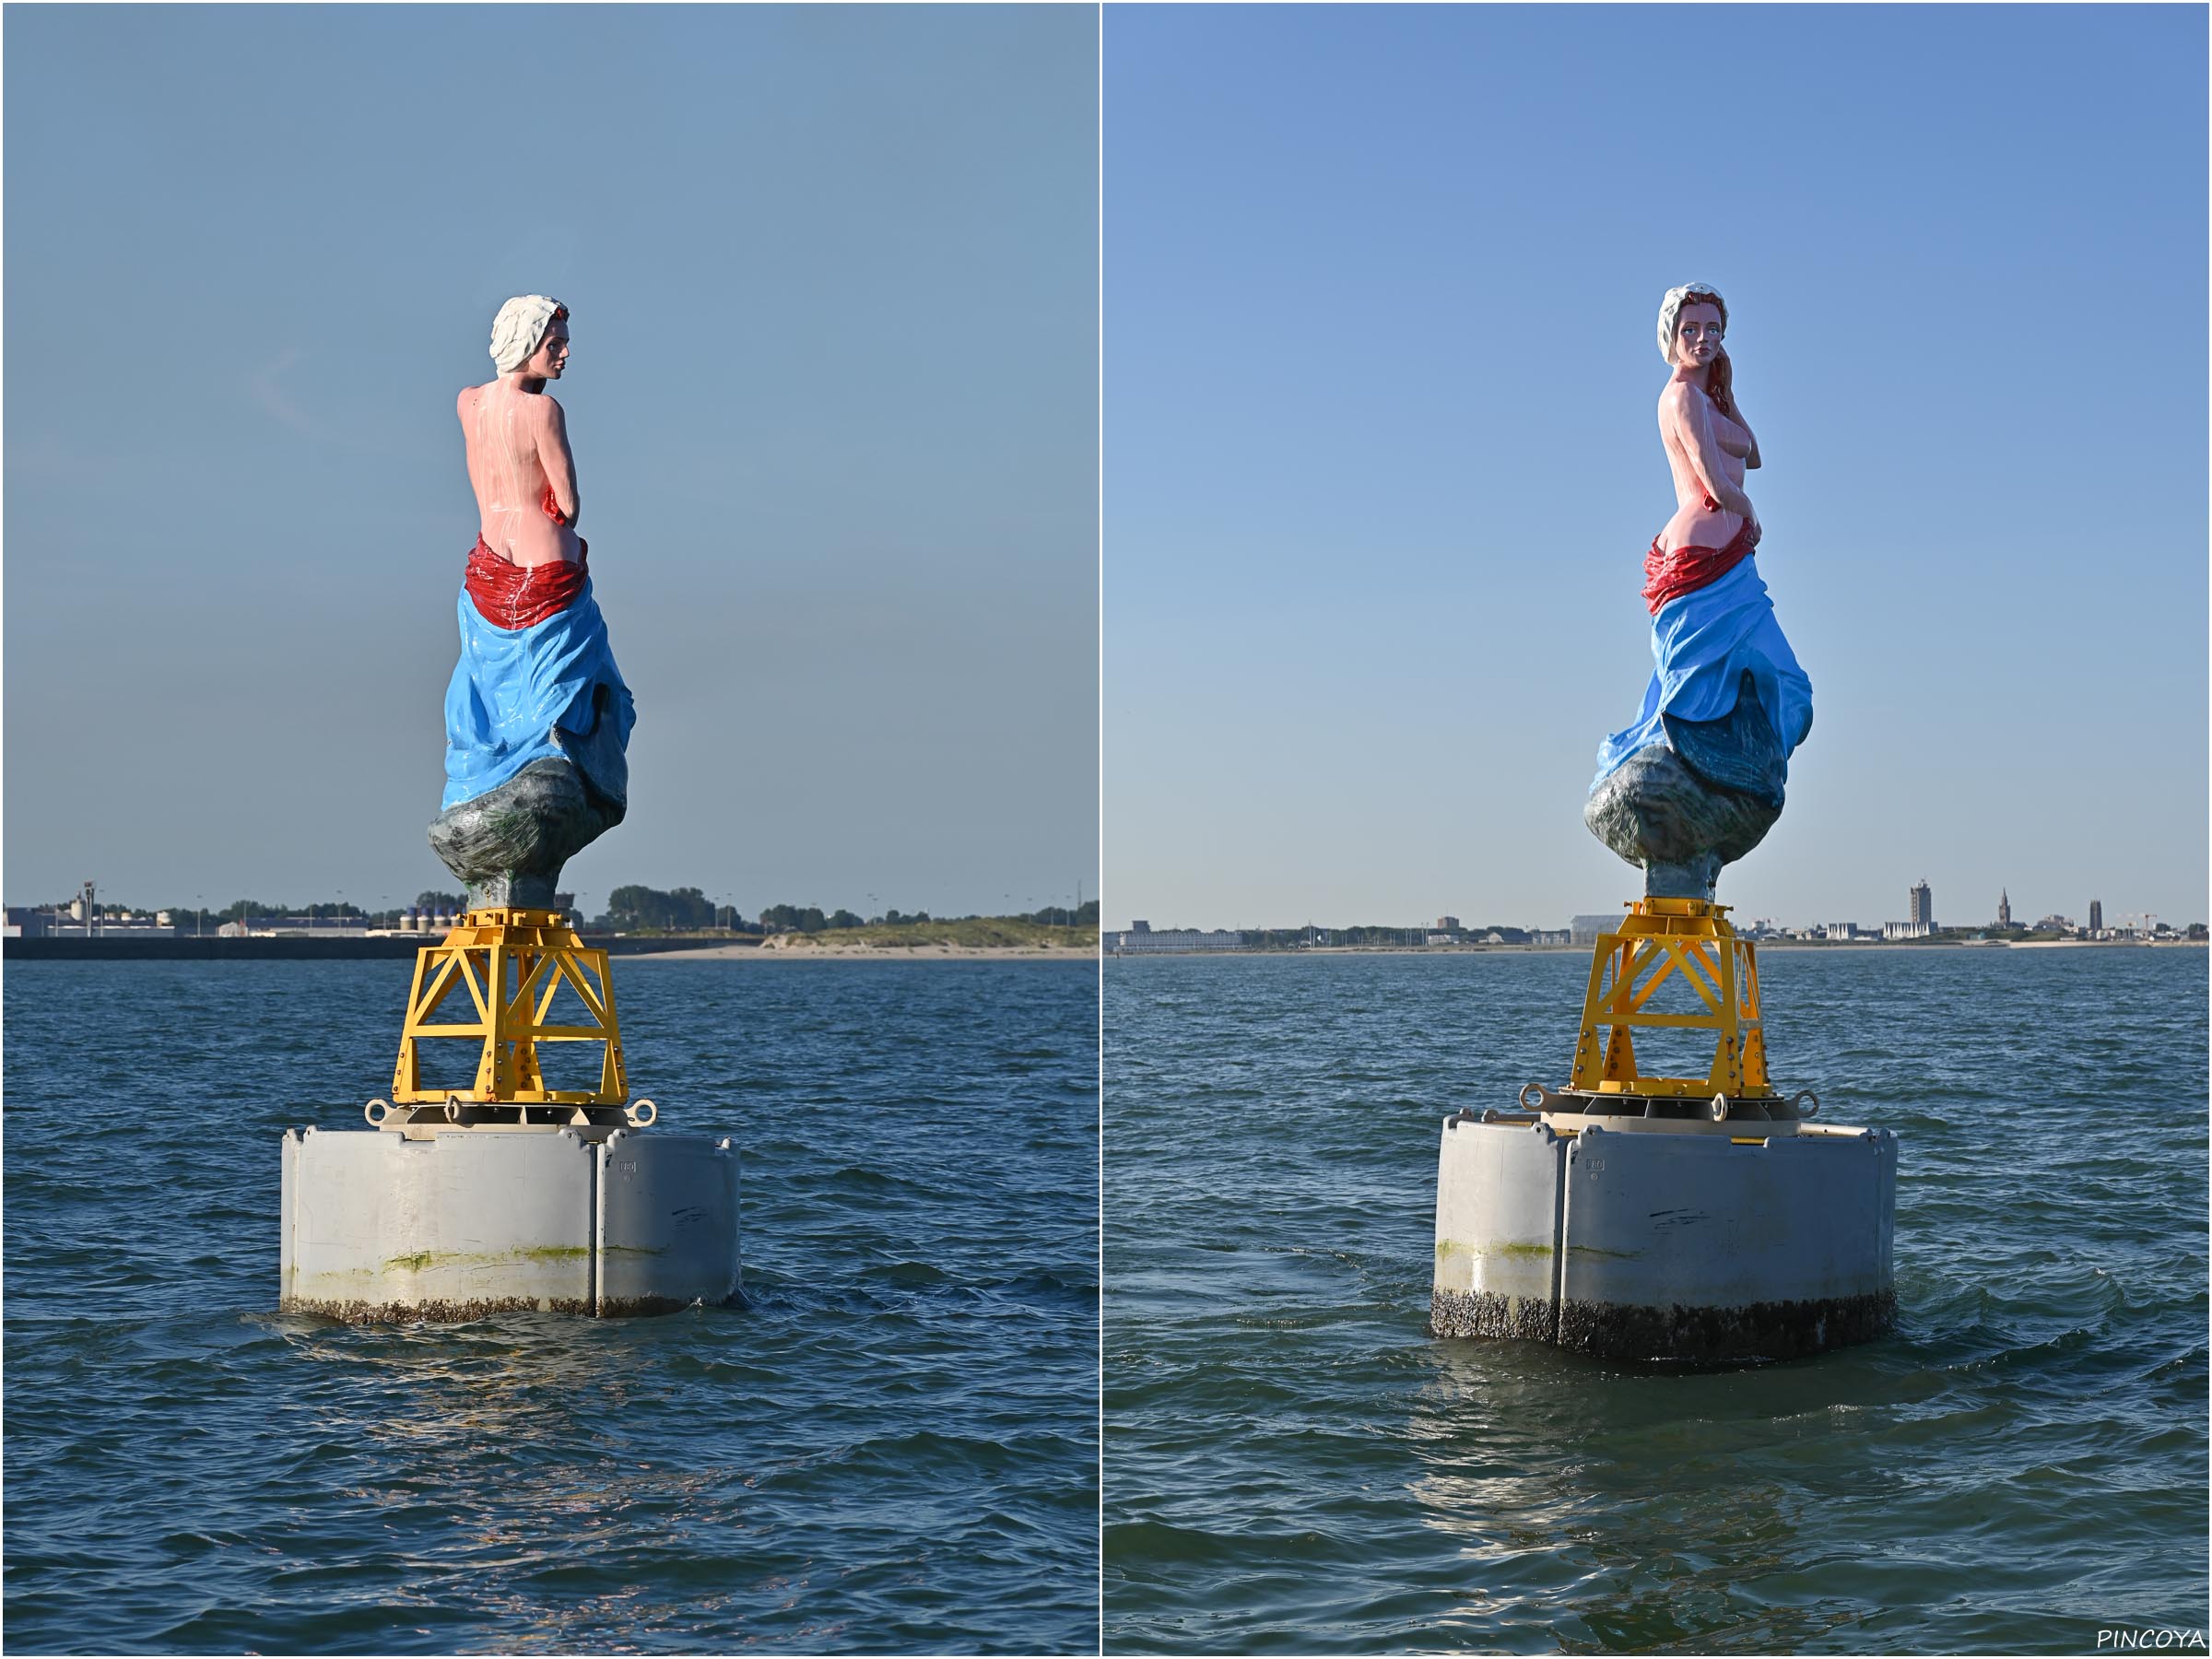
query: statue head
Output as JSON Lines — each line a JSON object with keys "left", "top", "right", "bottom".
{"left": 489, "top": 295, "right": 570, "bottom": 376}
{"left": 1656, "top": 283, "right": 1727, "bottom": 367}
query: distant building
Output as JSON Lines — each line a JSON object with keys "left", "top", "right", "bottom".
{"left": 5, "top": 905, "right": 174, "bottom": 939}
{"left": 1997, "top": 888, "right": 2011, "bottom": 927}
{"left": 1570, "top": 913, "right": 1624, "bottom": 947}
{"left": 1909, "top": 879, "right": 1934, "bottom": 930}
{"left": 1109, "top": 926, "right": 1242, "bottom": 953}
{"left": 1434, "top": 915, "right": 1461, "bottom": 932}
{"left": 2089, "top": 899, "right": 2103, "bottom": 932}
{"left": 216, "top": 914, "right": 371, "bottom": 938}
{"left": 1883, "top": 879, "right": 1935, "bottom": 940}
{"left": 1530, "top": 929, "right": 1571, "bottom": 947}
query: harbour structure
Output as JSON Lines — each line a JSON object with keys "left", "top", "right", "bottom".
{"left": 1432, "top": 897, "right": 1898, "bottom": 1363}
{"left": 221, "top": 917, "right": 373, "bottom": 938}
{"left": 5, "top": 881, "right": 177, "bottom": 939}
{"left": 6, "top": 905, "right": 176, "bottom": 940}
{"left": 1108, "top": 922, "right": 1245, "bottom": 952}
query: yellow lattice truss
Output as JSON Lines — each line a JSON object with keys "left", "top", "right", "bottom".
{"left": 1568, "top": 897, "right": 1774, "bottom": 1100}
{"left": 391, "top": 908, "right": 628, "bottom": 1105}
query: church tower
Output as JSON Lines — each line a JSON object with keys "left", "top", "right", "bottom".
{"left": 1997, "top": 888, "right": 2011, "bottom": 927}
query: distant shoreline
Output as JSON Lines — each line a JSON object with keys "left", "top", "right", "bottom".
{"left": 632, "top": 943, "right": 1095, "bottom": 963}
{"left": 11, "top": 935, "right": 2195, "bottom": 964}
{"left": 1, "top": 935, "right": 1096, "bottom": 964}
{"left": 1106, "top": 939, "right": 2205, "bottom": 959}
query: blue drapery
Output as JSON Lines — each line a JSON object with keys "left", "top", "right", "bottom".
{"left": 441, "top": 579, "right": 635, "bottom": 811}
{"left": 1592, "top": 554, "right": 1812, "bottom": 794}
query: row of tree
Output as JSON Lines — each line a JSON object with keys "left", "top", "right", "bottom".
{"left": 604, "top": 887, "right": 1098, "bottom": 935}
{"left": 1026, "top": 900, "right": 1100, "bottom": 927}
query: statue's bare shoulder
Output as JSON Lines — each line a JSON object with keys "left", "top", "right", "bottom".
{"left": 457, "top": 379, "right": 542, "bottom": 411}
{"left": 456, "top": 382, "right": 511, "bottom": 427}
{"left": 1657, "top": 378, "right": 1703, "bottom": 424}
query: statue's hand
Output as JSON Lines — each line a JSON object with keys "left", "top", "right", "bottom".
{"left": 540, "top": 485, "right": 569, "bottom": 527}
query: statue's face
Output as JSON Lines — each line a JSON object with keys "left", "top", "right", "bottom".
{"left": 524, "top": 319, "right": 570, "bottom": 381}
{"left": 1675, "top": 301, "right": 1724, "bottom": 369}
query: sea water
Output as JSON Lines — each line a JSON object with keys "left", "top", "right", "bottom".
{"left": 1104, "top": 947, "right": 2208, "bottom": 1653}
{"left": 5, "top": 959, "right": 1099, "bottom": 1654}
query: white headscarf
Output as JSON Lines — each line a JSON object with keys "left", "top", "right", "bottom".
{"left": 489, "top": 295, "right": 567, "bottom": 373}
{"left": 1656, "top": 284, "right": 1727, "bottom": 365}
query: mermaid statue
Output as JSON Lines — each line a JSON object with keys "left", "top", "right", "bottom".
{"left": 429, "top": 295, "right": 636, "bottom": 911}
{"left": 1585, "top": 283, "right": 1813, "bottom": 900}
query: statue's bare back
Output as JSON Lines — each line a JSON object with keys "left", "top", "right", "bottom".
{"left": 459, "top": 312, "right": 581, "bottom": 569}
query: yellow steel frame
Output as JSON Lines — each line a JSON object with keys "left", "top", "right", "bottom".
{"left": 391, "top": 908, "right": 628, "bottom": 1105}
{"left": 1567, "top": 897, "right": 1773, "bottom": 1099}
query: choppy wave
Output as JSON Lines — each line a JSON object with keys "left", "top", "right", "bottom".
{"left": 6, "top": 959, "right": 1100, "bottom": 1653}
{"left": 1104, "top": 948, "right": 2208, "bottom": 1653}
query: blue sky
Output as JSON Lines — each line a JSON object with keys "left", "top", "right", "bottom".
{"left": 5, "top": 5, "right": 1097, "bottom": 921}
{"left": 1105, "top": 4, "right": 2207, "bottom": 933}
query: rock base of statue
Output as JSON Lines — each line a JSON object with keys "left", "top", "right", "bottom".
{"left": 428, "top": 756, "right": 624, "bottom": 912}
{"left": 1585, "top": 670, "right": 1784, "bottom": 900}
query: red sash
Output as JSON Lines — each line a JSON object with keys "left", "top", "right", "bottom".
{"left": 465, "top": 537, "right": 589, "bottom": 630}
{"left": 1642, "top": 520, "right": 1754, "bottom": 616}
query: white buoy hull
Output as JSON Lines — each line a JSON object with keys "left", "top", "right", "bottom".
{"left": 280, "top": 1126, "right": 742, "bottom": 1322}
{"left": 1432, "top": 1114, "right": 1896, "bottom": 1362}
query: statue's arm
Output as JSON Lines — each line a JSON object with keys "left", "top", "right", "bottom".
{"left": 537, "top": 396, "right": 580, "bottom": 526}
{"left": 1663, "top": 383, "right": 1755, "bottom": 520}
